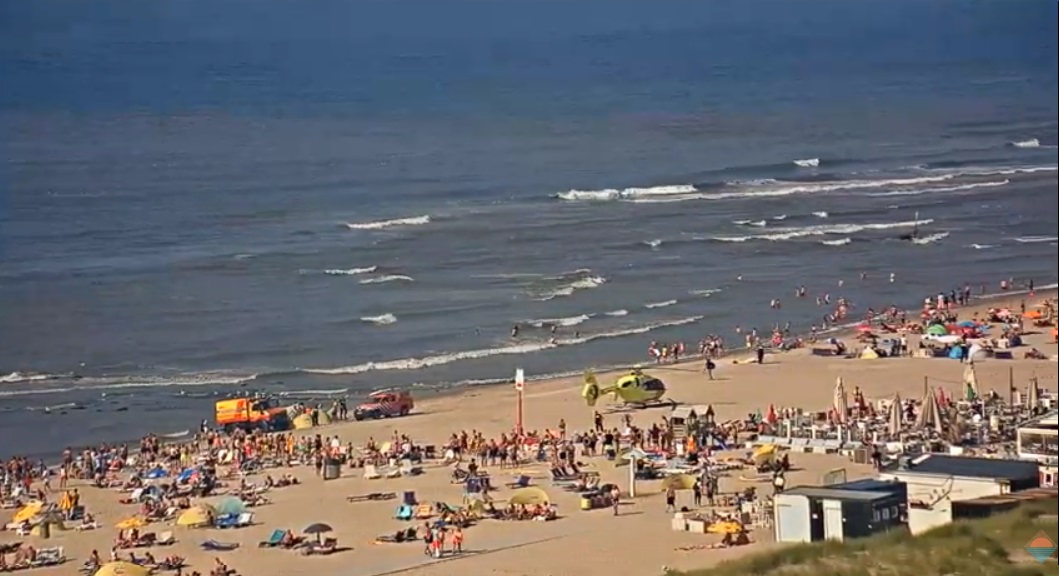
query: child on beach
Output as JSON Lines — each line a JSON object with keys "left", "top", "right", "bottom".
{"left": 451, "top": 527, "right": 463, "bottom": 553}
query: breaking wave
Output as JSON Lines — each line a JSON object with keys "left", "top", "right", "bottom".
{"left": 605, "top": 309, "right": 629, "bottom": 316}
{"left": 866, "top": 180, "right": 1009, "bottom": 197}
{"left": 793, "top": 158, "right": 820, "bottom": 167}
{"left": 645, "top": 300, "right": 677, "bottom": 309}
{"left": 688, "top": 288, "right": 722, "bottom": 297}
{"left": 821, "top": 238, "right": 852, "bottom": 246}
{"left": 305, "top": 316, "right": 703, "bottom": 375}
{"left": 911, "top": 232, "right": 949, "bottom": 245}
{"left": 556, "top": 185, "right": 696, "bottom": 202}
{"left": 360, "top": 275, "right": 414, "bottom": 284}
{"left": 0, "top": 371, "right": 65, "bottom": 384}
{"left": 527, "top": 314, "right": 592, "bottom": 328}
{"left": 345, "top": 215, "right": 431, "bottom": 230}
{"left": 968, "top": 243, "right": 995, "bottom": 250}
{"left": 1014, "top": 236, "right": 1058, "bottom": 243}
{"left": 1010, "top": 139, "right": 1039, "bottom": 148}
{"left": 361, "top": 313, "right": 398, "bottom": 325}
{"left": 711, "top": 218, "right": 930, "bottom": 243}
{"left": 643, "top": 239, "right": 664, "bottom": 249}
{"left": 733, "top": 220, "right": 767, "bottom": 227}
{"left": 529, "top": 269, "right": 606, "bottom": 301}
{"left": 324, "top": 266, "right": 377, "bottom": 276}
{"left": 812, "top": 211, "right": 829, "bottom": 218}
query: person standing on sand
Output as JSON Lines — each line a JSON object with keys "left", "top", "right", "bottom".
{"left": 756, "top": 345, "right": 765, "bottom": 364}
{"left": 692, "top": 480, "right": 702, "bottom": 507}
{"left": 611, "top": 485, "right": 621, "bottom": 515}
{"left": 665, "top": 486, "right": 676, "bottom": 512}
{"left": 703, "top": 357, "right": 715, "bottom": 379}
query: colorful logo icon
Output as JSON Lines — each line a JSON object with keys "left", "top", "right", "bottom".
{"left": 1025, "top": 532, "right": 1057, "bottom": 563}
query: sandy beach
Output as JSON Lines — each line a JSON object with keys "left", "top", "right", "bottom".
{"left": 3, "top": 290, "right": 1056, "bottom": 576}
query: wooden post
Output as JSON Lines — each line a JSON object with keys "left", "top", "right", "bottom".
{"left": 1008, "top": 366, "right": 1014, "bottom": 407}
{"left": 923, "top": 375, "right": 928, "bottom": 398}
{"left": 515, "top": 368, "right": 525, "bottom": 435}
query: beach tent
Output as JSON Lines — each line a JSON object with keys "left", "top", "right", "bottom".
{"left": 859, "top": 348, "right": 879, "bottom": 360}
{"left": 948, "top": 347, "right": 964, "bottom": 360}
{"left": 509, "top": 487, "right": 550, "bottom": 506}
{"left": 12, "top": 501, "right": 43, "bottom": 524}
{"left": 116, "top": 517, "right": 146, "bottom": 530}
{"left": 215, "top": 497, "right": 247, "bottom": 517}
{"left": 94, "top": 562, "right": 150, "bottom": 576}
{"left": 175, "top": 468, "right": 196, "bottom": 483}
{"left": 176, "top": 505, "right": 214, "bottom": 528}
{"left": 926, "top": 324, "right": 948, "bottom": 336}
{"left": 144, "top": 467, "right": 167, "bottom": 480}
{"left": 662, "top": 474, "right": 697, "bottom": 491}
{"left": 967, "top": 344, "right": 988, "bottom": 362}
{"left": 833, "top": 378, "right": 849, "bottom": 423}
{"left": 292, "top": 411, "right": 332, "bottom": 430}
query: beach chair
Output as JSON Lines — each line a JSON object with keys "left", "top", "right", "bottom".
{"left": 258, "top": 529, "right": 286, "bottom": 547}
{"left": 31, "top": 546, "right": 65, "bottom": 567}
{"left": 119, "top": 488, "right": 144, "bottom": 504}
{"left": 507, "top": 475, "right": 531, "bottom": 488}
{"left": 201, "top": 539, "right": 240, "bottom": 551}
{"left": 395, "top": 505, "right": 413, "bottom": 521}
{"left": 363, "top": 464, "right": 381, "bottom": 480}
{"left": 235, "top": 512, "right": 253, "bottom": 527}
{"left": 214, "top": 514, "right": 238, "bottom": 529}
{"left": 380, "top": 465, "right": 401, "bottom": 478}
{"left": 399, "top": 460, "right": 421, "bottom": 476}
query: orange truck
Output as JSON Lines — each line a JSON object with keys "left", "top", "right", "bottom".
{"left": 214, "top": 397, "right": 291, "bottom": 433}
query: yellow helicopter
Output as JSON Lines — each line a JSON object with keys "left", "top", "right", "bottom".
{"left": 581, "top": 367, "right": 675, "bottom": 409}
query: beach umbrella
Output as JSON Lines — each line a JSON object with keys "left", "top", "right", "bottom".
{"left": 888, "top": 394, "right": 902, "bottom": 437}
{"left": 12, "top": 501, "right": 43, "bottom": 524}
{"left": 1029, "top": 379, "right": 1040, "bottom": 411}
{"left": 509, "top": 487, "right": 550, "bottom": 506}
{"left": 926, "top": 324, "right": 948, "bottom": 336}
{"left": 833, "top": 378, "right": 849, "bottom": 423}
{"left": 94, "top": 562, "right": 150, "bottom": 576}
{"left": 962, "top": 363, "right": 979, "bottom": 400}
{"left": 917, "top": 387, "right": 943, "bottom": 434}
{"left": 957, "top": 320, "right": 977, "bottom": 328}
{"left": 303, "top": 522, "right": 333, "bottom": 535}
{"left": 215, "top": 497, "right": 247, "bottom": 517}
{"left": 706, "top": 520, "right": 744, "bottom": 534}
{"left": 176, "top": 505, "right": 213, "bottom": 528}
{"left": 116, "top": 517, "right": 146, "bottom": 530}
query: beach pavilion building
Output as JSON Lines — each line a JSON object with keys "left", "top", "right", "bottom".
{"left": 1016, "top": 409, "right": 1058, "bottom": 464}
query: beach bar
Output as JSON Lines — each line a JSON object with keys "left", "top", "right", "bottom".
{"left": 773, "top": 485, "right": 905, "bottom": 543}
{"left": 1016, "top": 410, "right": 1058, "bottom": 464}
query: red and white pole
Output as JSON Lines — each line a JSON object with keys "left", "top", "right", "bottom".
{"left": 515, "top": 368, "right": 525, "bottom": 435}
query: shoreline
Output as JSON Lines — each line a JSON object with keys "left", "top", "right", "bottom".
{"left": 13, "top": 282, "right": 1056, "bottom": 463}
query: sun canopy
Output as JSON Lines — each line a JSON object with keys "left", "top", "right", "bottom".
{"left": 12, "top": 501, "right": 43, "bottom": 523}
{"left": 926, "top": 324, "right": 948, "bottom": 335}
{"left": 663, "top": 474, "right": 697, "bottom": 490}
{"left": 176, "top": 505, "right": 214, "bottom": 527}
{"left": 214, "top": 497, "right": 247, "bottom": 517}
{"left": 95, "top": 562, "right": 151, "bottom": 576}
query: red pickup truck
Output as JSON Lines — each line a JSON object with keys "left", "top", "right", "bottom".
{"left": 353, "top": 390, "right": 414, "bottom": 420}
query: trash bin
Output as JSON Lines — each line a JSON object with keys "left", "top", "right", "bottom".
{"left": 403, "top": 491, "right": 417, "bottom": 506}
{"left": 323, "top": 458, "right": 342, "bottom": 480}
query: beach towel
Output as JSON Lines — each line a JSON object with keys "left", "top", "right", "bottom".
{"left": 201, "top": 540, "right": 240, "bottom": 551}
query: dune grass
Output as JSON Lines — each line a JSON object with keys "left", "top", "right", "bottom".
{"left": 675, "top": 497, "right": 1058, "bottom": 576}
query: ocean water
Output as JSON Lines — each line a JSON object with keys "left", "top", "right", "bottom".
{"left": 1, "top": 0, "right": 1056, "bottom": 458}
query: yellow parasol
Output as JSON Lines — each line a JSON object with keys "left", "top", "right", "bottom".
{"left": 707, "top": 520, "right": 744, "bottom": 534}
{"left": 12, "top": 501, "right": 43, "bottom": 524}
{"left": 116, "top": 517, "right": 146, "bottom": 530}
{"left": 175, "top": 505, "right": 214, "bottom": 528}
{"left": 94, "top": 562, "right": 151, "bottom": 576}
{"left": 508, "top": 487, "right": 550, "bottom": 506}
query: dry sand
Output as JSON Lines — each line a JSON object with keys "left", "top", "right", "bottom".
{"left": 4, "top": 291, "right": 1056, "bottom": 576}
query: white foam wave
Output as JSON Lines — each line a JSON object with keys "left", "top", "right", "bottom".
{"left": 1011, "top": 139, "right": 1039, "bottom": 148}
{"left": 821, "top": 238, "right": 852, "bottom": 246}
{"left": 812, "top": 211, "right": 829, "bottom": 218}
{"left": 324, "top": 266, "right": 377, "bottom": 276}
{"left": 360, "top": 275, "right": 414, "bottom": 284}
{"left": 643, "top": 239, "right": 663, "bottom": 249}
{"left": 556, "top": 185, "right": 696, "bottom": 202}
{"left": 734, "top": 219, "right": 767, "bottom": 227}
{"left": 528, "top": 314, "right": 592, "bottom": 328}
{"left": 305, "top": 316, "right": 703, "bottom": 375}
{"left": 533, "top": 275, "right": 606, "bottom": 301}
{"left": 604, "top": 309, "right": 629, "bottom": 316}
{"left": 911, "top": 231, "right": 949, "bottom": 245}
{"left": 712, "top": 218, "right": 930, "bottom": 243}
{"left": 361, "top": 313, "right": 397, "bottom": 325}
{"left": 772, "top": 215, "right": 787, "bottom": 220}
{"left": 645, "top": 300, "right": 677, "bottom": 309}
{"left": 345, "top": 215, "right": 431, "bottom": 230}
{"left": 0, "top": 371, "right": 60, "bottom": 384}
{"left": 968, "top": 243, "right": 995, "bottom": 250}
{"left": 866, "top": 180, "right": 1009, "bottom": 197}
{"left": 0, "top": 373, "right": 259, "bottom": 399}
{"left": 1014, "top": 236, "right": 1058, "bottom": 243}
{"left": 688, "top": 288, "right": 722, "bottom": 297}
{"left": 793, "top": 158, "right": 820, "bottom": 167}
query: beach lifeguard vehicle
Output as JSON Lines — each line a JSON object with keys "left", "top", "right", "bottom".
{"left": 214, "top": 397, "right": 291, "bottom": 433}
{"left": 353, "top": 390, "right": 414, "bottom": 420}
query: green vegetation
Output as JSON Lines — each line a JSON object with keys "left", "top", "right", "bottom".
{"left": 675, "top": 498, "right": 1058, "bottom": 576}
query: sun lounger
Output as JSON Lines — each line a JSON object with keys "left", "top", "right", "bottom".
{"left": 398, "top": 460, "right": 422, "bottom": 476}
{"left": 413, "top": 504, "right": 433, "bottom": 519}
{"left": 363, "top": 464, "right": 381, "bottom": 480}
{"left": 347, "top": 492, "right": 396, "bottom": 502}
{"left": 395, "top": 505, "right": 413, "bottom": 521}
{"left": 201, "top": 539, "right": 240, "bottom": 551}
{"left": 300, "top": 538, "right": 338, "bottom": 555}
{"left": 31, "top": 546, "right": 65, "bottom": 567}
{"left": 258, "top": 529, "right": 286, "bottom": 547}
{"left": 380, "top": 466, "right": 401, "bottom": 478}
{"left": 156, "top": 531, "right": 175, "bottom": 545}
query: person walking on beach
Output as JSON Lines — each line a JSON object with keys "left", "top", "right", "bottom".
{"left": 611, "top": 485, "right": 621, "bottom": 516}
{"left": 756, "top": 344, "right": 765, "bottom": 364}
{"left": 665, "top": 486, "right": 676, "bottom": 512}
{"left": 692, "top": 480, "right": 702, "bottom": 508}
{"left": 703, "top": 357, "right": 715, "bottom": 379}
{"left": 451, "top": 526, "right": 463, "bottom": 554}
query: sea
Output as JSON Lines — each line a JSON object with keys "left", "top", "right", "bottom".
{"left": 1, "top": 0, "right": 1057, "bottom": 459}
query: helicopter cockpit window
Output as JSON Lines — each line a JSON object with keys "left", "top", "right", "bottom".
{"left": 641, "top": 378, "right": 665, "bottom": 391}
{"left": 619, "top": 379, "right": 633, "bottom": 388}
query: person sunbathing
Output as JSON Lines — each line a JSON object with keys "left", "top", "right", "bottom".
{"left": 278, "top": 530, "right": 301, "bottom": 548}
